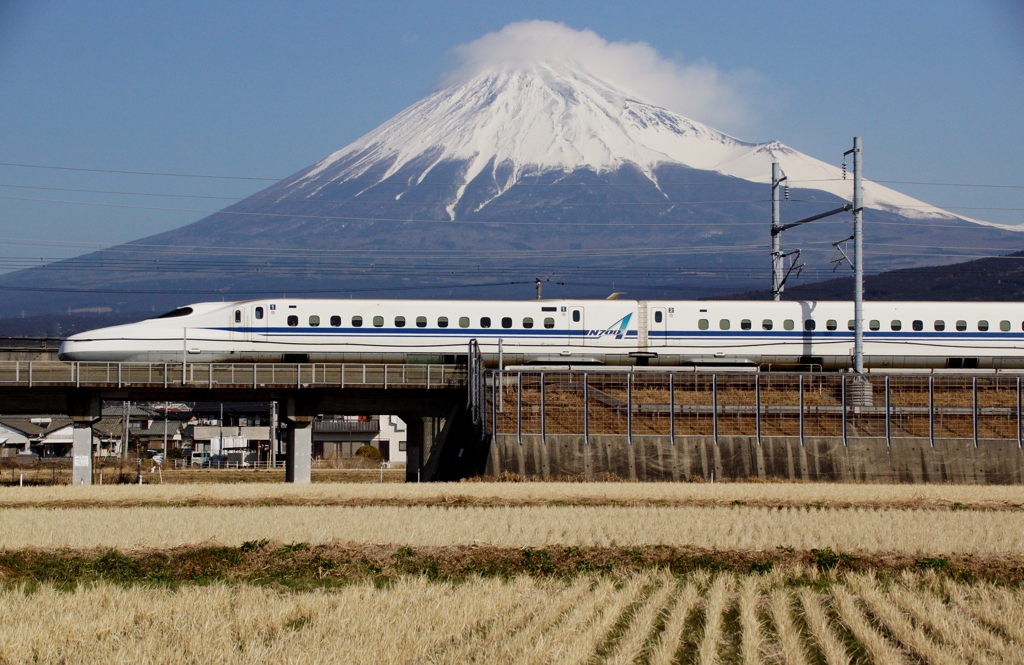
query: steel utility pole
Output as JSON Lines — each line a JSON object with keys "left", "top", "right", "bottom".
{"left": 851, "top": 136, "right": 865, "bottom": 375}
{"left": 769, "top": 161, "right": 849, "bottom": 300}
{"left": 771, "top": 163, "right": 784, "bottom": 300}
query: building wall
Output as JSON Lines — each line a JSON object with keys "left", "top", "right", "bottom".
{"left": 489, "top": 434, "right": 1024, "bottom": 484}
{"left": 376, "top": 415, "right": 407, "bottom": 464}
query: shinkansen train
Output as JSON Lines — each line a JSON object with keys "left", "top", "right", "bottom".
{"left": 57, "top": 298, "right": 1024, "bottom": 371}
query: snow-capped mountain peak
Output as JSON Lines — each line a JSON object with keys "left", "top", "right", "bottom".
{"left": 283, "top": 62, "right": 988, "bottom": 226}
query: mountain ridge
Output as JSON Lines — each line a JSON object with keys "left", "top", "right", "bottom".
{"left": 0, "top": 60, "right": 1019, "bottom": 329}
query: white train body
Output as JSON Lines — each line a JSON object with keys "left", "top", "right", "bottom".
{"left": 58, "top": 298, "right": 1024, "bottom": 370}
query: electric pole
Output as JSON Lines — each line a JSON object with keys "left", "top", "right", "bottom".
{"left": 771, "top": 162, "right": 784, "bottom": 300}
{"left": 851, "top": 136, "right": 864, "bottom": 376}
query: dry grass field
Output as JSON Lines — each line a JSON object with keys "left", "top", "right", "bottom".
{"left": 0, "top": 570, "right": 1021, "bottom": 664}
{"left": 1, "top": 481, "right": 1023, "bottom": 662}
{"left": 0, "top": 504, "right": 1023, "bottom": 553}
{"left": 0, "top": 480, "right": 1021, "bottom": 510}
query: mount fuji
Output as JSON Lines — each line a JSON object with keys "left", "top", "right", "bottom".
{"left": 0, "top": 55, "right": 1018, "bottom": 332}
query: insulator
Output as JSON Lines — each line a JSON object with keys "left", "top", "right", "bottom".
{"left": 842, "top": 162, "right": 847, "bottom": 179}
{"left": 784, "top": 185, "right": 790, "bottom": 200}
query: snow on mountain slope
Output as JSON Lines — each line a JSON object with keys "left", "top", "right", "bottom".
{"left": 282, "top": 61, "right": 991, "bottom": 226}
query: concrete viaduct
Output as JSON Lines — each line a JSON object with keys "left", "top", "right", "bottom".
{"left": 0, "top": 361, "right": 489, "bottom": 484}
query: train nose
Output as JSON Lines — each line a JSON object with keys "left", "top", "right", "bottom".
{"left": 58, "top": 339, "right": 76, "bottom": 361}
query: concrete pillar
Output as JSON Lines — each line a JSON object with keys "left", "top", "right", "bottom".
{"left": 67, "top": 390, "right": 100, "bottom": 487}
{"left": 283, "top": 396, "right": 318, "bottom": 484}
{"left": 72, "top": 423, "right": 93, "bottom": 486}
{"left": 402, "top": 414, "right": 425, "bottom": 482}
{"left": 285, "top": 421, "right": 312, "bottom": 483}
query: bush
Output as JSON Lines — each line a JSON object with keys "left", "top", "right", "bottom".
{"left": 355, "top": 445, "right": 382, "bottom": 461}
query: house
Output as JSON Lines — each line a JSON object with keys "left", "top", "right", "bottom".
{"left": 0, "top": 416, "right": 77, "bottom": 458}
{"left": 313, "top": 415, "right": 407, "bottom": 464}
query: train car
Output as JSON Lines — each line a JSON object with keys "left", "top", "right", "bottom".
{"left": 57, "top": 298, "right": 1024, "bottom": 370}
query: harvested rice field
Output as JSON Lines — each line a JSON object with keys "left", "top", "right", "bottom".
{"left": 1, "top": 570, "right": 1023, "bottom": 664}
{"left": 2, "top": 503, "right": 1024, "bottom": 552}
{"left": 1, "top": 482, "right": 1023, "bottom": 663}
{"left": 1, "top": 480, "right": 1022, "bottom": 510}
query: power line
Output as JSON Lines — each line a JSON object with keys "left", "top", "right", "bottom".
{"left": 3, "top": 160, "right": 1022, "bottom": 190}
{"left": 3, "top": 194, "right": 1023, "bottom": 228}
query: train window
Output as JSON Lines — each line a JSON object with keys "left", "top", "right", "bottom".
{"left": 978, "top": 320, "right": 989, "bottom": 332}
{"left": 234, "top": 310, "right": 241, "bottom": 324}
{"left": 740, "top": 319, "right": 751, "bottom": 330}
{"left": 523, "top": 317, "right": 534, "bottom": 329}
{"left": 891, "top": 320, "right": 902, "bottom": 331}
{"left": 1001, "top": 320, "right": 1011, "bottom": 332}
{"left": 912, "top": 320, "right": 923, "bottom": 331}
{"left": 501, "top": 317, "right": 513, "bottom": 329}
{"left": 869, "top": 320, "right": 880, "bottom": 331}
{"left": 438, "top": 316, "right": 449, "bottom": 328}
{"left": 654, "top": 311, "right": 664, "bottom": 323}
{"left": 352, "top": 316, "right": 363, "bottom": 327}
{"left": 395, "top": 316, "right": 406, "bottom": 328}
{"left": 848, "top": 320, "right": 855, "bottom": 331}
{"left": 804, "top": 320, "right": 816, "bottom": 331}
{"left": 698, "top": 319, "right": 709, "bottom": 330}
{"left": 934, "top": 320, "right": 945, "bottom": 331}
{"left": 416, "top": 316, "right": 427, "bottom": 328}
{"left": 373, "top": 316, "right": 384, "bottom": 328}
{"left": 330, "top": 316, "right": 341, "bottom": 327}
{"left": 826, "top": 320, "right": 837, "bottom": 331}
{"left": 309, "top": 315, "right": 320, "bottom": 327}
{"left": 784, "top": 320, "right": 795, "bottom": 331}
{"left": 956, "top": 320, "right": 967, "bottom": 331}
{"left": 459, "top": 317, "right": 470, "bottom": 328}
{"left": 155, "top": 307, "right": 194, "bottom": 319}
{"left": 719, "top": 319, "right": 730, "bottom": 330}
{"left": 255, "top": 307, "right": 264, "bottom": 320}
{"left": 481, "top": 317, "right": 491, "bottom": 328}
{"left": 572, "top": 310, "right": 581, "bottom": 323}
{"left": 287, "top": 315, "right": 298, "bottom": 327}
{"left": 544, "top": 317, "right": 555, "bottom": 329}
{"left": 762, "top": 319, "right": 773, "bottom": 331}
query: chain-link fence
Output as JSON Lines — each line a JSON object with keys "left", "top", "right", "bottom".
{"left": 488, "top": 371, "right": 1024, "bottom": 446}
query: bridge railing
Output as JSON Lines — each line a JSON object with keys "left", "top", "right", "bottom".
{"left": 0, "top": 361, "right": 467, "bottom": 390}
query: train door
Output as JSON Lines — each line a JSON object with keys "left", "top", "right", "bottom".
{"left": 568, "top": 306, "right": 585, "bottom": 345}
{"left": 251, "top": 304, "right": 268, "bottom": 342}
{"left": 230, "top": 307, "right": 248, "bottom": 342}
{"left": 650, "top": 307, "right": 668, "bottom": 346}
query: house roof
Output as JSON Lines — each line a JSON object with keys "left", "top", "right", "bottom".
{"left": 0, "top": 415, "right": 73, "bottom": 437}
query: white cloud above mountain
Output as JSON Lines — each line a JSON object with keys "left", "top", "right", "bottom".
{"left": 441, "top": 20, "right": 761, "bottom": 132}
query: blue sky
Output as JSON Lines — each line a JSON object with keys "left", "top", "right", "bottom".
{"left": 0, "top": 0, "right": 1022, "bottom": 265}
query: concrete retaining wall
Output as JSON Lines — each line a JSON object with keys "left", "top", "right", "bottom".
{"left": 488, "top": 434, "right": 1024, "bottom": 484}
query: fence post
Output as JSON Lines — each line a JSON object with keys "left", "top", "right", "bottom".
{"left": 669, "top": 373, "right": 675, "bottom": 446}
{"left": 627, "top": 372, "right": 633, "bottom": 446}
{"left": 972, "top": 375, "right": 979, "bottom": 448}
{"left": 755, "top": 374, "right": 761, "bottom": 446}
{"left": 712, "top": 374, "right": 718, "bottom": 446}
{"left": 798, "top": 374, "right": 804, "bottom": 447}
{"left": 540, "top": 371, "right": 546, "bottom": 446}
{"left": 884, "top": 375, "right": 891, "bottom": 447}
{"left": 491, "top": 370, "right": 497, "bottom": 439}
{"left": 517, "top": 372, "right": 522, "bottom": 446}
{"left": 841, "top": 374, "right": 847, "bottom": 447}
{"left": 583, "top": 372, "right": 589, "bottom": 445}
{"left": 929, "top": 375, "right": 935, "bottom": 448}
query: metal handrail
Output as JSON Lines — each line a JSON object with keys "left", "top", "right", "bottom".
{"left": 0, "top": 361, "right": 467, "bottom": 389}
